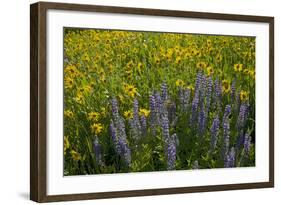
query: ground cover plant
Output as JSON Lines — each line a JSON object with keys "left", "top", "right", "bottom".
{"left": 63, "top": 28, "right": 255, "bottom": 175}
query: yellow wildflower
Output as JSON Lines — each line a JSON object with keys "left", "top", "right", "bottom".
{"left": 196, "top": 61, "right": 207, "bottom": 70}
{"left": 216, "top": 54, "right": 222, "bottom": 62}
{"left": 175, "top": 79, "right": 185, "bottom": 87}
{"left": 91, "top": 123, "right": 103, "bottom": 135}
{"left": 207, "top": 39, "right": 212, "bottom": 47}
{"left": 222, "top": 80, "right": 231, "bottom": 94}
{"left": 249, "top": 70, "right": 255, "bottom": 79}
{"left": 124, "top": 84, "right": 138, "bottom": 98}
{"left": 88, "top": 112, "right": 100, "bottom": 122}
{"left": 137, "top": 62, "right": 144, "bottom": 73}
{"left": 70, "top": 150, "right": 81, "bottom": 161}
{"left": 64, "top": 110, "right": 74, "bottom": 118}
{"left": 139, "top": 108, "right": 150, "bottom": 117}
{"left": 175, "top": 56, "right": 182, "bottom": 64}
{"left": 234, "top": 63, "right": 243, "bottom": 72}
{"left": 74, "top": 93, "right": 84, "bottom": 104}
{"left": 240, "top": 90, "right": 249, "bottom": 101}
{"left": 207, "top": 66, "right": 214, "bottom": 76}
{"left": 101, "top": 107, "right": 106, "bottom": 116}
{"left": 124, "top": 110, "right": 133, "bottom": 119}
{"left": 64, "top": 136, "right": 70, "bottom": 155}
{"left": 243, "top": 69, "right": 250, "bottom": 75}
{"left": 65, "top": 64, "right": 79, "bottom": 77}
{"left": 154, "top": 56, "right": 161, "bottom": 64}
{"left": 64, "top": 77, "right": 74, "bottom": 89}
{"left": 187, "top": 85, "right": 194, "bottom": 92}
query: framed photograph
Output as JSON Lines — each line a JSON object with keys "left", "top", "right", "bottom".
{"left": 30, "top": 1, "right": 274, "bottom": 202}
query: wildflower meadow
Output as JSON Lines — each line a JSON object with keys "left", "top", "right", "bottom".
{"left": 63, "top": 28, "right": 255, "bottom": 176}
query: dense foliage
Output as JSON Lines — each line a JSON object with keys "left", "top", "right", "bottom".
{"left": 63, "top": 28, "right": 255, "bottom": 175}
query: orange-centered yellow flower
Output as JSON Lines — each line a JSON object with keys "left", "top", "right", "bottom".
{"left": 176, "top": 79, "right": 185, "bottom": 87}
{"left": 91, "top": 123, "right": 103, "bottom": 135}
{"left": 222, "top": 80, "right": 231, "bottom": 94}
{"left": 234, "top": 63, "right": 243, "bottom": 72}
{"left": 240, "top": 90, "right": 249, "bottom": 101}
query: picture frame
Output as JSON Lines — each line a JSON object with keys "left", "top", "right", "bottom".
{"left": 30, "top": 1, "right": 274, "bottom": 202}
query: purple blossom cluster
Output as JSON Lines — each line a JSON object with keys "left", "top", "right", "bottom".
{"left": 93, "top": 137, "right": 103, "bottom": 166}
{"left": 210, "top": 115, "right": 220, "bottom": 151}
{"left": 106, "top": 69, "right": 253, "bottom": 171}
{"left": 110, "top": 98, "right": 131, "bottom": 166}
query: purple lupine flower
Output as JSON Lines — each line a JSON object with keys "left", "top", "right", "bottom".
{"left": 222, "top": 117, "right": 230, "bottom": 160}
{"left": 235, "top": 130, "right": 245, "bottom": 150}
{"left": 133, "top": 99, "right": 141, "bottom": 127}
{"left": 93, "top": 137, "right": 102, "bottom": 165}
{"left": 110, "top": 121, "right": 122, "bottom": 155}
{"left": 119, "top": 138, "right": 131, "bottom": 166}
{"left": 222, "top": 105, "right": 231, "bottom": 129}
{"left": 205, "top": 77, "right": 213, "bottom": 115}
{"left": 110, "top": 98, "right": 131, "bottom": 166}
{"left": 124, "top": 146, "right": 131, "bottom": 166}
{"left": 192, "top": 160, "right": 199, "bottom": 169}
{"left": 161, "top": 115, "right": 170, "bottom": 145}
{"left": 117, "top": 117, "right": 127, "bottom": 141}
{"left": 161, "top": 82, "right": 168, "bottom": 102}
{"left": 210, "top": 115, "right": 220, "bottom": 151}
{"left": 231, "top": 79, "right": 236, "bottom": 101}
{"left": 167, "top": 101, "right": 176, "bottom": 125}
{"left": 149, "top": 94, "right": 158, "bottom": 131}
{"left": 195, "top": 71, "right": 203, "bottom": 93}
{"left": 198, "top": 109, "right": 206, "bottom": 136}
{"left": 223, "top": 105, "right": 231, "bottom": 120}
{"left": 213, "top": 79, "right": 222, "bottom": 111}
{"left": 190, "top": 92, "right": 199, "bottom": 127}
{"left": 181, "top": 88, "right": 191, "bottom": 111}
{"left": 178, "top": 88, "right": 185, "bottom": 111}
{"left": 244, "top": 133, "right": 252, "bottom": 156}
{"left": 199, "top": 74, "right": 207, "bottom": 109}
{"left": 154, "top": 91, "right": 165, "bottom": 123}
{"left": 167, "top": 133, "right": 177, "bottom": 170}
{"left": 225, "top": 147, "right": 236, "bottom": 168}
{"left": 237, "top": 103, "right": 249, "bottom": 130}
{"left": 129, "top": 118, "right": 139, "bottom": 138}
{"left": 140, "top": 115, "right": 147, "bottom": 136}
{"left": 111, "top": 98, "right": 119, "bottom": 122}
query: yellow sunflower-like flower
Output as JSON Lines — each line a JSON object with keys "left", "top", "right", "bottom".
{"left": 101, "top": 107, "right": 106, "bottom": 117}
{"left": 124, "top": 84, "right": 138, "bottom": 98}
{"left": 91, "top": 123, "right": 103, "bottom": 135}
{"left": 175, "top": 56, "right": 182, "bottom": 64}
{"left": 207, "top": 66, "right": 214, "bottom": 76}
{"left": 207, "top": 39, "right": 212, "bottom": 47}
{"left": 74, "top": 93, "right": 85, "bottom": 104}
{"left": 88, "top": 111, "right": 100, "bottom": 122}
{"left": 176, "top": 79, "right": 185, "bottom": 87}
{"left": 64, "top": 77, "right": 74, "bottom": 89}
{"left": 137, "top": 62, "right": 144, "bottom": 73}
{"left": 187, "top": 85, "right": 194, "bottom": 92}
{"left": 64, "top": 136, "right": 70, "bottom": 155}
{"left": 249, "top": 70, "right": 255, "bottom": 79}
{"left": 216, "top": 54, "right": 222, "bottom": 62}
{"left": 139, "top": 108, "right": 150, "bottom": 117}
{"left": 64, "top": 110, "right": 74, "bottom": 118}
{"left": 65, "top": 64, "right": 79, "bottom": 78}
{"left": 234, "top": 63, "right": 243, "bottom": 72}
{"left": 70, "top": 150, "right": 81, "bottom": 161}
{"left": 222, "top": 80, "right": 231, "bottom": 94}
{"left": 240, "top": 90, "right": 249, "bottom": 101}
{"left": 196, "top": 61, "right": 207, "bottom": 70}
{"left": 124, "top": 110, "right": 133, "bottom": 119}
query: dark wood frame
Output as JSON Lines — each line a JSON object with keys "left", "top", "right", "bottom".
{"left": 30, "top": 1, "right": 274, "bottom": 203}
